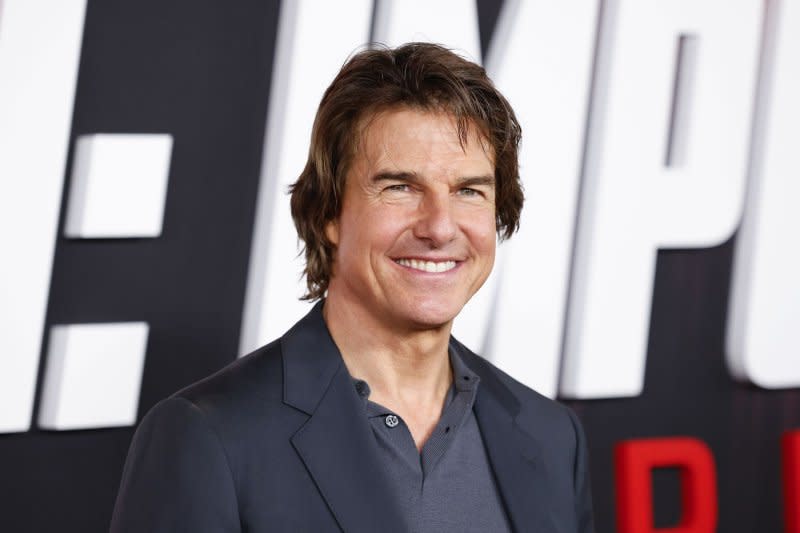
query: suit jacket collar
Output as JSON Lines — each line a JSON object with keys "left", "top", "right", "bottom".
{"left": 281, "top": 303, "right": 556, "bottom": 532}
{"left": 282, "top": 302, "right": 407, "bottom": 532}
{"left": 281, "top": 301, "right": 341, "bottom": 416}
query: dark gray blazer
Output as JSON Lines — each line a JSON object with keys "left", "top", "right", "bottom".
{"left": 110, "top": 304, "right": 594, "bottom": 532}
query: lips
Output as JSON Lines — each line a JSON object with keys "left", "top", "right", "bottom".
{"left": 394, "top": 258, "right": 458, "bottom": 273}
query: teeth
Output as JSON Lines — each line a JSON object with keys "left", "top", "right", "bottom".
{"left": 396, "top": 259, "right": 457, "bottom": 273}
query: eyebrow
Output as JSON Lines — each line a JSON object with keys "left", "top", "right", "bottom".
{"left": 370, "top": 172, "right": 495, "bottom": 188}
{"left": 454, "top": 175, "right": 495, "bottom": 189}
{"left": 371, "top": 171, "right": 420, "bottom": 185}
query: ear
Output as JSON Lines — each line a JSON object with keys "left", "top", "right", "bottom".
{"left": 325, "top": 219, "right": 340, "bottom": 246}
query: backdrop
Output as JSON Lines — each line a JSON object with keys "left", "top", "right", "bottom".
{"left": 1, "top": 1, "right": 798, "bottom": 532}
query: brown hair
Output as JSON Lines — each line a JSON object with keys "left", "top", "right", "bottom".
{"left": 290, "top": 42, "right": 524, "bottom": 300}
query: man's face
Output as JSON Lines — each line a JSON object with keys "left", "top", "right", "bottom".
{"left": 325, "top": 108, "right": 497, "bottom": 332}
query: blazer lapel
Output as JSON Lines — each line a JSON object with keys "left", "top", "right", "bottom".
{"left": 282, "top": 303, "right": 406, "bottom": 533}
{"left": 457, "top": 341, "right": 562, "bottom": 533}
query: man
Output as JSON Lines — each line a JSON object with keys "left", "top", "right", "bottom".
{"left": 111, "top": 43, "right": 594, "bottom": 532}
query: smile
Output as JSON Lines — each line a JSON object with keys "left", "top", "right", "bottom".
{"left": 394, "top": 258, "right": 458, "bottom": 273}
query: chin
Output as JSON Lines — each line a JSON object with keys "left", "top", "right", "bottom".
{"left": 394, "top": 300, "right": 464, "bottom": 330}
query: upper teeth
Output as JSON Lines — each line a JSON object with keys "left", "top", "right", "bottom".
{"left": 396, "top": 259, "right": 457, "bottom": 273}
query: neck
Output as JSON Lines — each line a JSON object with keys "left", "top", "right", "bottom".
{"left": 322, "top": 294, "right": 453, "bottom": 409}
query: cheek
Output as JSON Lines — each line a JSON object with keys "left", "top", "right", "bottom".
{"left": 463, "top": 210, "right": 498, "bottom": 253}
{"left": 366, "top": 205, "right": 414, "bottom": 243}
{"left": 337, "top": 205, "right": 406, "bottom": 259}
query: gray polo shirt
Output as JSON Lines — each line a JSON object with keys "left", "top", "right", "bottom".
{"left": 353, "top": 351, "right": 512, "bottom": 533}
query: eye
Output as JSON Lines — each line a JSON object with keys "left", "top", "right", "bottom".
{"left": 384, "top": 183, "right": 411, "bottom": 193}
{"left": 457, "top": 187, "right": 482, "bottom": 197}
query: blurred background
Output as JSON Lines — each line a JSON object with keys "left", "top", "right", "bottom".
{"left": 1, "top": 0, "right": 798, "bottom": 531}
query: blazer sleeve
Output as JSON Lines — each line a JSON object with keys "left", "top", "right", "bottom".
{"left": 110, "top": 396, "right": 241, "bottom": 533}
{"left": 568, "top": 408, "right": 596, "bottom": 533}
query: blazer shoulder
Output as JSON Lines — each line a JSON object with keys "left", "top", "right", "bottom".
{"left": 170, "top": 339, "right": 287, "bottom": 422}
{"left": 140, "top": 338, "right": 310, "bottom": 472}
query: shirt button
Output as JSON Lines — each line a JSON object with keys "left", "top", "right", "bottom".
{"left": 385, "top": 414, "right": 399, "bottom": 428}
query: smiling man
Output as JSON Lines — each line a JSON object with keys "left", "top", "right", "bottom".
{"left": 111, "top": 43, "right": 594, "bottom": 533}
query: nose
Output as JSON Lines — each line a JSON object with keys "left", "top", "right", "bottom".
{"left": 413, "top": 191, "right": 457, "bottom": 246}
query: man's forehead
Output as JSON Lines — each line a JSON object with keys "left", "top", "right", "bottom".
{"left": 353, "top": 107, "right": 495, "bottom": 165}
